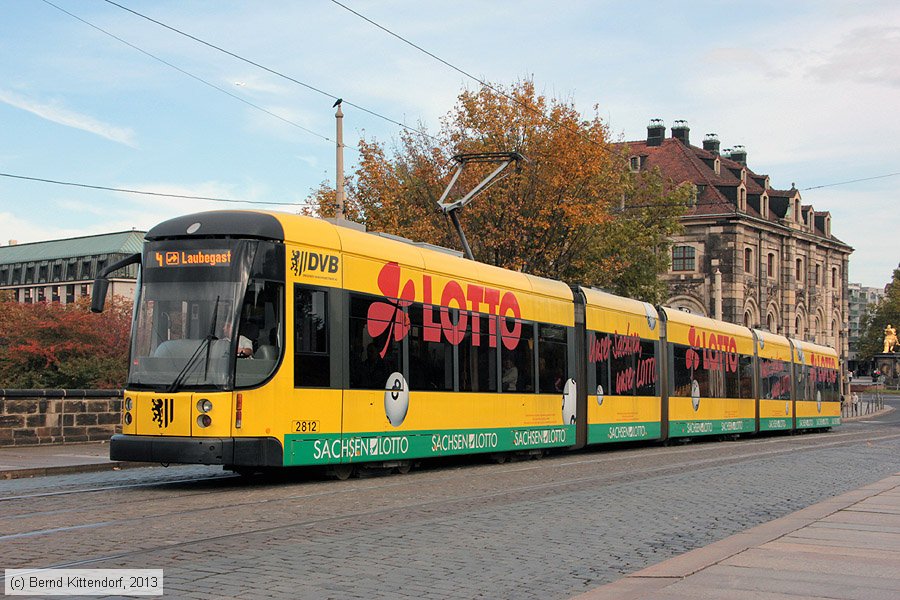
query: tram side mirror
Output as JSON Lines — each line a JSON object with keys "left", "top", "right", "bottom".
{"left": 90, "top": 252, "right": 141, "bottom": 314}
{"left": 91, "top": 278, "right": 110, "bottom": 313}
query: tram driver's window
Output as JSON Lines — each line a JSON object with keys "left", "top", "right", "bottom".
{"left": 295, "top": 287, "right": 330, "bottom": 387}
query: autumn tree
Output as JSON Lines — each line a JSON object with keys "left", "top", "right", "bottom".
{"left": 0, "top": 297, "right": 132, "bottom": 389}
{"left": 857, "top": 265, "right": 900, "bottom": 361}
{"left": 310, "top": 80, "right": 688, "bottom": 301}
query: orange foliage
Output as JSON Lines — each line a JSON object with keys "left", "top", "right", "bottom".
{"left": 0, "top": 297, "right": 132, "bottom": 389}
{"left": 309, "top": 80, "right": 688, "bottom": 297}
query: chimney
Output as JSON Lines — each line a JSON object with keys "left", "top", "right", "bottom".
{"left": 671, "top": 119, "right": 690, "bottom": 145}
{"left": 8, "top": 240, "right": 17, "bottom": 246}
{"left": 730, "top": 144, "right": 747, "bottom": 165}
{"left": 703, "top": 133, "right": 720, "bottom": 155}
{"left": 646, "top": 118, "right": 665, "bottom": 147}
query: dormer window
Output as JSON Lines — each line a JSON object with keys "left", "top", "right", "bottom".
{"left": 740, "top": 170, "right": 746, "bottom": 183}
{"left": 629, "top": 156, "right": 640, "bottom": 172}
{"left": 738, "top": 187, "right": 746, "bottom": 211}
{"left": 794, "top": 201, "right": 800, "bottom": 223}
{"left": 714, "top": 157, "right": 720, "bottom": 175}
{"left": 762, "top": 195, "right": 769, "bottom": 218}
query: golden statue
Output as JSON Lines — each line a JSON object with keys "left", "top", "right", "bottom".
{"left": 883, "top": 324, "right": 898, "bottom": 353}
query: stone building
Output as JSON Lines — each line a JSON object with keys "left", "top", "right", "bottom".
{"left": 621, "top": 119, "right": 852, "bottom": 361}
{"left": 0, "top": 230, "right": 145, "bottom": 304}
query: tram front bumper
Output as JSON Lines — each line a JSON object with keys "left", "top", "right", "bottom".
{"left": 109, "top": 434, "right": 283, "bottom": 466}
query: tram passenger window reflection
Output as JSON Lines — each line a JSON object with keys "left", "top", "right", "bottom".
{"left": 502, "top": 320, "right": 534, "bottom": 393}
{"left": 502, "top": 357, "right": 518, "bottom": 391}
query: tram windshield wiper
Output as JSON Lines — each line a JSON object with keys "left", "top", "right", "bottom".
{"left": 168, "top": 296, "right": 220, "bottom": 393}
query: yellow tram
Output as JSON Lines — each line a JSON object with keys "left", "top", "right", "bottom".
{"left": 92, "top": 210, "right": 841, "bottom": 473}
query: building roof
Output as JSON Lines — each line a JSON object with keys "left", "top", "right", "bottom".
{"left": 0, "top": 230, "right": 145, "bottom": 265}
{"left": 620, "top": 133, "right": 849, "bottom": 247}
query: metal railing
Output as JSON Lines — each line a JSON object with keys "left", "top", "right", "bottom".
{"left": 841, "top": 391, "right": 885, "bottom": 418}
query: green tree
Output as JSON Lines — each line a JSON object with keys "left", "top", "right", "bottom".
{"left": 308, "top": 80, "right": 688, "bottom": 299}
{"left": 0, "top": 297, "right": 132, "bottom": 389}
{"left": 857, "top": 265, "right": 900, "bottom": 361}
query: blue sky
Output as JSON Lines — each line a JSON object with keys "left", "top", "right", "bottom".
{"left": 1, "top": 0, "right": 898, "bottom": 288}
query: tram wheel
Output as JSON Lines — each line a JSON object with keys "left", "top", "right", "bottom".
{"left": 329, "top": 464, "right": 354, "bottom": 480}
{"left": 491, "top": 453, "right": 508, "bottom": 464}
{"left": 394, "top": 462, "right": 412, "bottom": 475}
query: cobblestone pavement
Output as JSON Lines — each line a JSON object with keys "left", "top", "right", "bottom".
{"left": 1, "top": 413, "right": 899, "bottom": 599}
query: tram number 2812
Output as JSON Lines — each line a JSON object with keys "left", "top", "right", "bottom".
{"left": 293, "top": 420, "right": 320, "bottom": 433}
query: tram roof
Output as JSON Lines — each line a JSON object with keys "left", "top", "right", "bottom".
{"left": 660, "top": 306, "right": 753, "bottom": 339}
{"left": 790, "top": 338, "right": 839, "bottom": 363}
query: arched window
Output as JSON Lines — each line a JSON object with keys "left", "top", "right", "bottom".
{"left": 767, "top": 313, "right": 775, "bottom": 332}
{"left": 744, "top": 248, "right": 753, "bottom": 274}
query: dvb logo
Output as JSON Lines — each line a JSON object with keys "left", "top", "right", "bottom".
{"left": 292, "top": 250, "right": 339, "bottom": 277}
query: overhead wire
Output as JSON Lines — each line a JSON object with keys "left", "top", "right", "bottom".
{"left": 41, "top": 0, "right": 339, "bottom": 147}
{"left": 801, "top": 172, "right": 900, "bottom": 191}
{"left": 99, "top": 0, "right": 443, "bottom": 146}
{"left": 328, "top": 0, "right": 616, "bottom": 155}
{"left": 0, "top": 172, "right": 310, "bottom": 206}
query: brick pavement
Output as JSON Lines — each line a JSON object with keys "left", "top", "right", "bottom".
{"left": 1, "top": 414, "right": 898, "bottom": 599}
{"left": 575, "top": 472, "right": 900, "bottom": 599}
{"left": 12, "top": 434, "right": 894, "bottom": 599}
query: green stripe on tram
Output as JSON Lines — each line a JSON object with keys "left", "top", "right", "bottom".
{"left": 285, "top": 424, "right": 576, "bottom": 466}
{"left": 796, "top": 416, "right": 841, "bottom": 428}
{"left": 668, "top": 418, "right": 756, "bottom": 437}
{"left": 759, "top": 417, "right": 792, "bottom": 431}
{"left": 587, "top": 422, "right": 662, "bottom": 443}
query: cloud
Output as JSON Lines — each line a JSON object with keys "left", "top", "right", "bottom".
{"left": 0, "top": 89, "right": 137, "bottom": 148}
{"left": 807, "top": 26, "right": 900, "bottom": 87}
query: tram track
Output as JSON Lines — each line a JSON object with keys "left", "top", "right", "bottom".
{"left": 0, "top": 422, "right": 894, "bottom": 526}
{"left": 2, "top": 425, "right": 898, "bottom": 571}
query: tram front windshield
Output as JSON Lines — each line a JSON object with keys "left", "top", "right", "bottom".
{"left": 128, "top": 239, "right": 284, "bottom": 391}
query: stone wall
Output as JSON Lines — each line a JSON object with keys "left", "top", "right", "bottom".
{"left": 0, "top": 390, "right": 122, "bottom": 446}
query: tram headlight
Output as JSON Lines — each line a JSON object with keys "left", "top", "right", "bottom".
{"left": 197, "top": 399, "right": 213, "bottom": 413}
{"left": 124, "top": 397, "right": 133, "bottom": 411}
{"left": 197, "top": 414, "right": 212, "bottom": 428}
{"left": 124, "top": 412, "right": 132, "bottom": 425}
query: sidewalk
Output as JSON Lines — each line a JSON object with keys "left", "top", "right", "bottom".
{"left": 575, "top": 472, "right": 900, "bottom": 600}
{"left": 0, "top": 441, "right": 151, "bottom": 479}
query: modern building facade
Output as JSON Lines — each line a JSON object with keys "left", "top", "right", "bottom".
{"left": 621, "top": 119, "right": 853, "bottom": 362}
{"left": 848, "top": 283, "right": 885, "bottom": 372}
{"left": 0, "top": 230, "right": 145, "bottom": 304}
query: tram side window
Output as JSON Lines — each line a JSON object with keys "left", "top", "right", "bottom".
{"left": 408, "top": 304, "right": 453, "bottom": 392}
{"left": 459, "top": 313, "right": 498, "bottom": 393}
{"left": 635, "top": 340, "right": 658, "bottom": 396}
{"left": 671, "top": 343, "right": 709, "bottom": 398}
{"left": 537, "top": 324, "right": 567, "bottom": 393}
{"left": 294, "top": 287, "right": 330, "bottom": 388}
{"left": 761, "top": 359, "right": 791, "bottom": 400}
{"left": 724, "top": 355, "right": 751, "bottom": 399}
{"left": 815, "top": 368, "right": 839, "bottom": 403}
{"left": 794, "top": 364, "right": 809, "bottom": 401}
{"left": 349, "top": 293, "right": 402, "bottom": 389}
{"left": 610, "top": 343, "right": 633, "bottom": 396}
{"left": 502, "top": 320, "right": 534, "bottom": 392}
{"left": 591, "top": 332, "right": 611, "bottom": 396}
